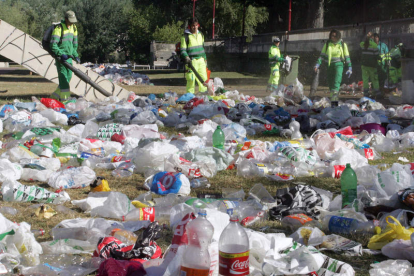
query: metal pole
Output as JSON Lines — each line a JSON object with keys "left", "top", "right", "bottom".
{"left": 288, "top": 0, "right": 292, "bottom": 32}
{"left": 193, "top": 0, "right": 196, "bottom": 19}
{"left": 213, "top": 0, "right": 215, "bottom": 39}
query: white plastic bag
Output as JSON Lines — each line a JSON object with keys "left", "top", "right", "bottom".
{"left": 72, "top": 192, "right": 134, "bottom": 220}
{"left": 0, "top": 159, "right": 22, "bottom": 182}
{"left": 133, "top": 142, "right": 178, "bottom": 174}
{"left": 369, "top": 260, "right": 411, "bottom": 276}
{"left": 48, "top": 166, "right": 96, "bottom": 189}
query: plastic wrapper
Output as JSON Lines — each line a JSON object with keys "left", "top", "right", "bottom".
{"left": 48, "top": 166, "right": 96, "bottom": 189}
{"left": 1, "top": 180, "right": 70, "bottom": 204}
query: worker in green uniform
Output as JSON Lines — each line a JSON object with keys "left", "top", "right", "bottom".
{"left": 266, "top": 37, "right": 287, "bottom": 93}
{"left": 50, "top": 10, "right": 80, "bottom": 101}
{"left": 180, "top": 17, "right": 207, "bottom": 93}
{"left": 314, "top": 29, "right": 352, "bottom": 106}
{"left": 373, "top": 33, "right": 389, "bottom": 91}
{"left": 388, "top": 43, "right": 404, "bottom": 90}
{"left": 360, "top": 32, "right": 381, "bottom": 99}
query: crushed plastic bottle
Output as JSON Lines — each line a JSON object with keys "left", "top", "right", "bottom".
{"left": 124, "top": 206, "right": 170, "bottom": 222}
{"left": 289, "top": 118, "right": 302, "bottom": 140}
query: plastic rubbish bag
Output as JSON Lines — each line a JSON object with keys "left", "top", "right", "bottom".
{"left": 0, "top": 159, "right": 22, "bottom": 182}
{"left": 368, "top": 216, "right": 414, "bottom": 250}
{"left": 143, "top": 171, "right": 191, "bottom": 196}
{"left": 133, "top": 142, "right": 178, "bottom": 174}
{"left": 1, "top": 180, "right": 70, "bottom": 204}
{"left": 48, "top": 166, "right": 96, "bottom": 189}
{"left": 369, "top": 260, "right": 411, "bottom": 276}
{"left": 164, "top": 154, "right": 216, "bottom": 178}
{"left": 381, "top": 239, "right": 414, "bottom": 261}
{"left": 184, "top": 147, "right": 234, "bottom": 171}
{"left": 72, "top": 192, "right": 135, "bottom": 220}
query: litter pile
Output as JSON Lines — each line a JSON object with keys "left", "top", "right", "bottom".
{"left": 82, "top": 62, "right": 151, "bottom": 85}
{"left": 1, "top": 78, "right": 414, "bottom": 275}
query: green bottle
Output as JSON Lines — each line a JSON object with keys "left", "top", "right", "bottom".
{"left": 213, "top": 126, "right": 225, "bottom": 149}
{"left": 341, "top": 163, "right": 358, "bottom": 210}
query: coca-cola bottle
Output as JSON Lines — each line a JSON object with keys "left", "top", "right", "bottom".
{"left": 180, "top": 209, "right": 214, "bottom": 276}
{"left": 219, "top": 215, "right": 250, "bottom": 276}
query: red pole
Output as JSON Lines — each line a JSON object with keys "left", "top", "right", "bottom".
{"left": 212, "top": 0, "right": 216, "bottom": 39}
{"left": 288, "top": 0, "right": 292, "bottom": 32}
{"left": 193, "top": 0, "right": 196, "bottom": 19}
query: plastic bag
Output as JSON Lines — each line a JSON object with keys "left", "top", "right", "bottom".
{"left": 1, "top": 180, "right": 70, "bottom": 204}
{"left": 369, "top": 260, "right": 411, "bottom": 276}
{"left": 0, "top": 159, "right": 22, "bottom": 182}
{"left": 144, "top": 171, "right": 191, "bottom": 196}
{"left": 381, "top": 239, "right": 414, "bottom": 261}
{"left": 48, "top": 166, "right": 96, "bottom": 189}
{"left": 368, "top": 216, "right": 414, "bottom": 250}
{"left": 40, "top": 98, "right": 65, "bottom": 111}
{"left": 72, "top": 192, "right": 135, "bottom": 220}
{"left": 184, "top": 147, "right": 234, "bottom": 171}
{"left": 133, "top": 142, "right": 178, "bottom": 174}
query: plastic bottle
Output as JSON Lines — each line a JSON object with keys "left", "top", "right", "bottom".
{"left": 111, "top": 162, "right": 135, "bottom": 178}
{"left": 110, "top": 228, "right": 138, "bottom": 245}
{"left": 281, "top": 214, "right": 321, "bottom": 231}
{"left": 180, "top": 210, "right": 214, "bottom": 276}
{"left": 123, "top": 206, "right": 170, "bottom": 222}
{"left": 219, "top": 216, "right": 249, "bottom": 276}
{"left": 289, "top": 118, "right": 302, "bottom": 140}
{"left": 322, "top": 215, "right": 380, "bottom": 235}
{"left": 52, "top": 227, "right": 89, "bottom": 241}
{"left": 31, "top": 229, "right": 45, "bottom": 237}
{"left": 213, "top": 126, "right": 225, "bottom": 150}
{"left": 0, "top": 207, "right": 18, "bottom": 216}
{"left": 341, "top": 163, "right": 358, "bottom": 210}
{"left": 190, "top": 178, "right": 211, "bottom": 188}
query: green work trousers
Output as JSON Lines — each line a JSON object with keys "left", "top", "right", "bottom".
{"left": 327, "top": 62, "right": 343, "bottom": 100}
{"left": 51, "top": 60, "right": 73, "bottom": 101}
{"left": 267, "top": 66, "right": 280, "bottom": 92}
{"left": 389, "top": 66, "right": 401, "bottom": 85}
{"left": 361, "top": 65, "right": 379, "bottom": 91}
{"left": 185, "top": 57, "right": 207, "bottom": 93}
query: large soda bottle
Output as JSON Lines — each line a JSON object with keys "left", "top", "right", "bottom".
{"left": 219, "top": 216, "right": 249, "bottom": 276}
{"left": 123, "top": 206, "right": 170, "bottom": 222}
{"left": 322, "top": 215, "right": 380, "bottom": 235}
{"left": 341, "top": 163, "right": 358, "bottom": 210}
{"left": 180, "top": 209, "right": 214, "bottom": 276}
{"left": 213, "top": 126, "right": 225, "bottom": 149}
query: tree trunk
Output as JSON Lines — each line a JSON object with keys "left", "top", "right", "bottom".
{"left": 307, "top": 0, "right": 324, "bottom": 29}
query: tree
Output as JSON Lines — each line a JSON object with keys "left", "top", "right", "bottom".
{"left": 0, "top": 0, "right": 31, "bottom": 33}
{"left": 153, "top": 21, "right": 184, "bottom": 43}
{"left": 307, "top": 0, "right": 324, "bottom": 28}
{"left": 67, "top": 0, "right": 130, "bottom": 62}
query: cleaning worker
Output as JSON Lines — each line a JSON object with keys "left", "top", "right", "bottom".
{"left": 360, "top": 32, "right": 381, "bottom": 99}
{"left": 267, "top": 37, "right": 287, "bottom": 93}
{"left": 373, "top": 33, "right": 389, "bottom": 92}
{"left": 314, "top": 29, "right": 352, "bottom": 106}
{"left": 180, "top": 17, "right": 207, "bottom": 94}
{"left": 388, "top": 43, "right": 404, "bottom": 90}
{"left": 50, "top": 10, "right": 80, "bottom": 101}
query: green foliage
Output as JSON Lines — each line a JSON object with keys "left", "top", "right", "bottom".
{"left": 66, "top": 0, "right": 130, "bottom": 62}
{"left": 153, "top": 21, "right": 184, "bottom": 43}
{"left": 0, "top": 0, "right": 31, "bottom": 33}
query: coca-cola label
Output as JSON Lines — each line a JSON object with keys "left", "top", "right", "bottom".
{"left": 264, "top": 124, "right": 272, "bottom": 130}
{"left": 139, "top": 207, "right": 155, "bottom": 222}
{"left": 333, "top": 165, "right": 346, "bottom": 179}
{"left": 364, "top": 148, "right": 374, "bottom": 160}
{"left": 219, "top": 250, "right": 249, "bottom": 276}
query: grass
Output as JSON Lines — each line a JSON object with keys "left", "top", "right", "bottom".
{"left": 0, "top": 68, "right": 412, "bottom": 275}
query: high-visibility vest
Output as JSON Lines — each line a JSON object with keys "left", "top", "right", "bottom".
{"left": 268, "top": 45, "right": 284, "bottom": 69}
{"left": 50, "top": 20, "right": 79, "bottom": 59}
{"left": 360, "top": 39, "right": 379, "bottom": 67}
{"left": 316, "top": 40, "right": 352, "bottom": 67}
{"left": 180, "top": 31, "right": 206, "bottom": 60}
